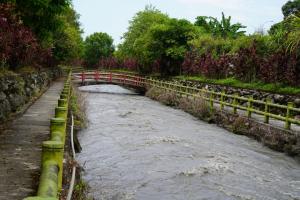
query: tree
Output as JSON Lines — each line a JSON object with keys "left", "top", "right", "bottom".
{"left": 0, "top": 0, "right": 84, "bottom": 66}
{"left": 117, "top": 5, "right": 169, "bottom": 62}
{"left": 0, "top": 3, "right": 46, "bottom": 69}
{"left": 195, "top": 12, "right": 246, "bottom": 39}
{"left": 134, "top": 18, "right": 197, "bottom": 75}
{"left": 282, "top": 0, "right": 300, "bottom": 18}
{"left": 84, "top": 32, "right": 114, "bottom": 67}
{"left": 53, "top": 7, "right": 84, "bottom": 64}
{"left": 116, "top": 6, "right": 198, "bottom": 75}
{"left": 1, "top": 0, "right": 71, "bottom": 46}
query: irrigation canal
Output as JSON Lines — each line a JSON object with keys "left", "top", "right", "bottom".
{"left": 77, "top": 84, "right": 300, "bottom": 200}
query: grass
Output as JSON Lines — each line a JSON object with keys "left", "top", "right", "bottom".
{"left": 72, "top": 180, "right": 91, "bottom": 200}
{"left": 15, "top": 66, "right": 37, "bottom": 74}
{"left": 175, "top": 75, "right": 300, "bottom": 95}
{"left": 146, "top": 86, "right": 214, "bottom": 122}
{"left": 0, "top": 67, "right": 17, "bottom": 77}
{"left": 0, "top": 66, "right": 39, "bottom": 77}
{"left": 70, "top": 85, "right": 87, "bottom": 129}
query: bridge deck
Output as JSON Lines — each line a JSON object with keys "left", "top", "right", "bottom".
{"left": 0, "top": 80, "right": 63, "bottom": 200}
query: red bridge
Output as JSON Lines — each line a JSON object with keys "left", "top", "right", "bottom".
{"left": 72, "top": 71, "right": 146, "bottom": 88}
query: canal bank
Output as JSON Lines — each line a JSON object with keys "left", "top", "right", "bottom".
{"left": 77, "top": 84, "right": 300, "bottom": 200}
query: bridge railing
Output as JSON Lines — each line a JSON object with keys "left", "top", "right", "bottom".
{"left": 73, "top": 71, "right": 300, "bottom": 130}
{"left": 72, "top": 71, "right": 146, "bottom": 87}
{"left": 24, "top": 71, "right": 72, "bottom": 200}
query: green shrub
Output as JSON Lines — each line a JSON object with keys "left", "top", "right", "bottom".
{"left": 70, "top": 85, "right": 87, "bottom": 129}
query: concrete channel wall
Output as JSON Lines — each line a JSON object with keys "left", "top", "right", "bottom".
{"left": 24, "top": 71, "right": 72, "bottom": 200}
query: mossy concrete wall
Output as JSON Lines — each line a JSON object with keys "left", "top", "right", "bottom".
{"left": 0, "top": 68, "right": 62, "bottom": 123}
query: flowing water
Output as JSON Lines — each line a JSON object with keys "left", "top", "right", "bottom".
{"left": 77, "top": 84, "right": 300, "bottom": 200}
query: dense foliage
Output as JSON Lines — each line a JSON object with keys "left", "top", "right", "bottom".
{"left": 0, "top": 3, "right": 52, "bottom": 69}
{"left": 84, "top": 32, "right": 114, "bottom": 68}
{"left": 2, "top": 0, "right": 71, "bottom": 45}
{"left": 116, "top": 6, "right": 169, "bottom": 73}
{"left": 53, "top": 7, "right": 84, "bottom": 64}
{"left": 113, "top": 3, "right": 300, "bottom": 86}
{"left": 2, "top": 1, "right": 299, "bottom": 87}
{"left": 0, "top": 1, "right": 84, "bottom": 70}
{"left": 116, "top": 6, "right": 199, "bottom": 75}
{"left": 282, "top": 0, "right": 300, "bottom": 18}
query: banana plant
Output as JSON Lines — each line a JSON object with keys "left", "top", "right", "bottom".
{"left": 195, "top": 12, "right": 246, "bottom": 39}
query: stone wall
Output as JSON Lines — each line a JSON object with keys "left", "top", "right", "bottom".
{"left": 173, "top": 79, "right": 300, "bottom": 107}
{"left": 0, "top": 68, "right": 62, "bottom": 122}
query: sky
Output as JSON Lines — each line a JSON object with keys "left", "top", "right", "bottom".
{"left": 73, "top": 0, "right": 287, "bottom": 45}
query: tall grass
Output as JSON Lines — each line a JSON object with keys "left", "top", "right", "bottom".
{"left": 146, "top": 86, "right": 213, "bottom": 121}
{"left": 70, "top": 85, "right": 87, "bottom": 129}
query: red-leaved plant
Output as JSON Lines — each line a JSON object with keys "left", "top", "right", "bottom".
{"left": 0, "top": 3, "right": 53, "bottom": 69}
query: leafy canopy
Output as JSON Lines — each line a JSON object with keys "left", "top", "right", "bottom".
{"left": 53, "top": 6, "right": 84, "bottom": 64}
{"left": 136, "top": 18, "right": 197, "bottom": 75}
{"left": 117, "top": 6, "right": 198, "bottom": 75}
{"left": 84, "top": 32, "right": 114, "bottom": 67}
{"left": 0, "top": 0, "right": 84, "bottom": 66}
{"left": 282, "top": 0, "right": 300, "bottom": 18}
{"left": 1, "top": 0, "right": 71, "bottom": 46}
{"left": 117, "top": 5, "right": 169, "bottom": 60}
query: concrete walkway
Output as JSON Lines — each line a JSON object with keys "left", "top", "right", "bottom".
{"left": 0, "top": 80, "right": 64, "bottom": 200}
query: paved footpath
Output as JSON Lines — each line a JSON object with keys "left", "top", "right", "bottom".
{"left": 0, "top": 80, "right": 64, "bottom": 200}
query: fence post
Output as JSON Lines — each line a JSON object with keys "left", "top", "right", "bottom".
{"left": 94, "top": 71, "right": 99, "bottom": 82}
{"left": 41, "top": 141, "right": 64, "bottom": 192}
{"left": 180, "top": 85, "right": 183, "bottom": 95}
{"left": 58, "top": 99, "right": 67, "bottom": 108}
{"left": 80, "top": 72, "right": 85, "bottom": 84}
{"left": 220, "top": 91, "right": 225, "bottom": 110}
{"left": 247, "top": 96, "right": 253, "bottom": 118}
{"left": 209, "top": 91, "right": 214, "bottom": 112}
{"left": 285, "top": 102, "right": 294, "bottom": 130}
{"left": 233, "top": 93, "right": 238, "bottom": 114}
{"left": 200, "top": 89, "right": 205, "bottom": 98}
{"left": 161, "top": 81, "right": 164, "bottom": 90}
{"left": 264, "top": 98, "right": 271, "bottom": 124}
{"left": 60, "top": 93, "right": 67, "bottom": 100}
{"left": 50, "top": 118, "right": 66, "bottom": 142}
{"left": 55, "top": 107, "right": 68, "bottom": 119}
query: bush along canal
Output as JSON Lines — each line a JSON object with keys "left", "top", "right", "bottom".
{"left": 76, "top": 84, "right": 300, "bottom": 200}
